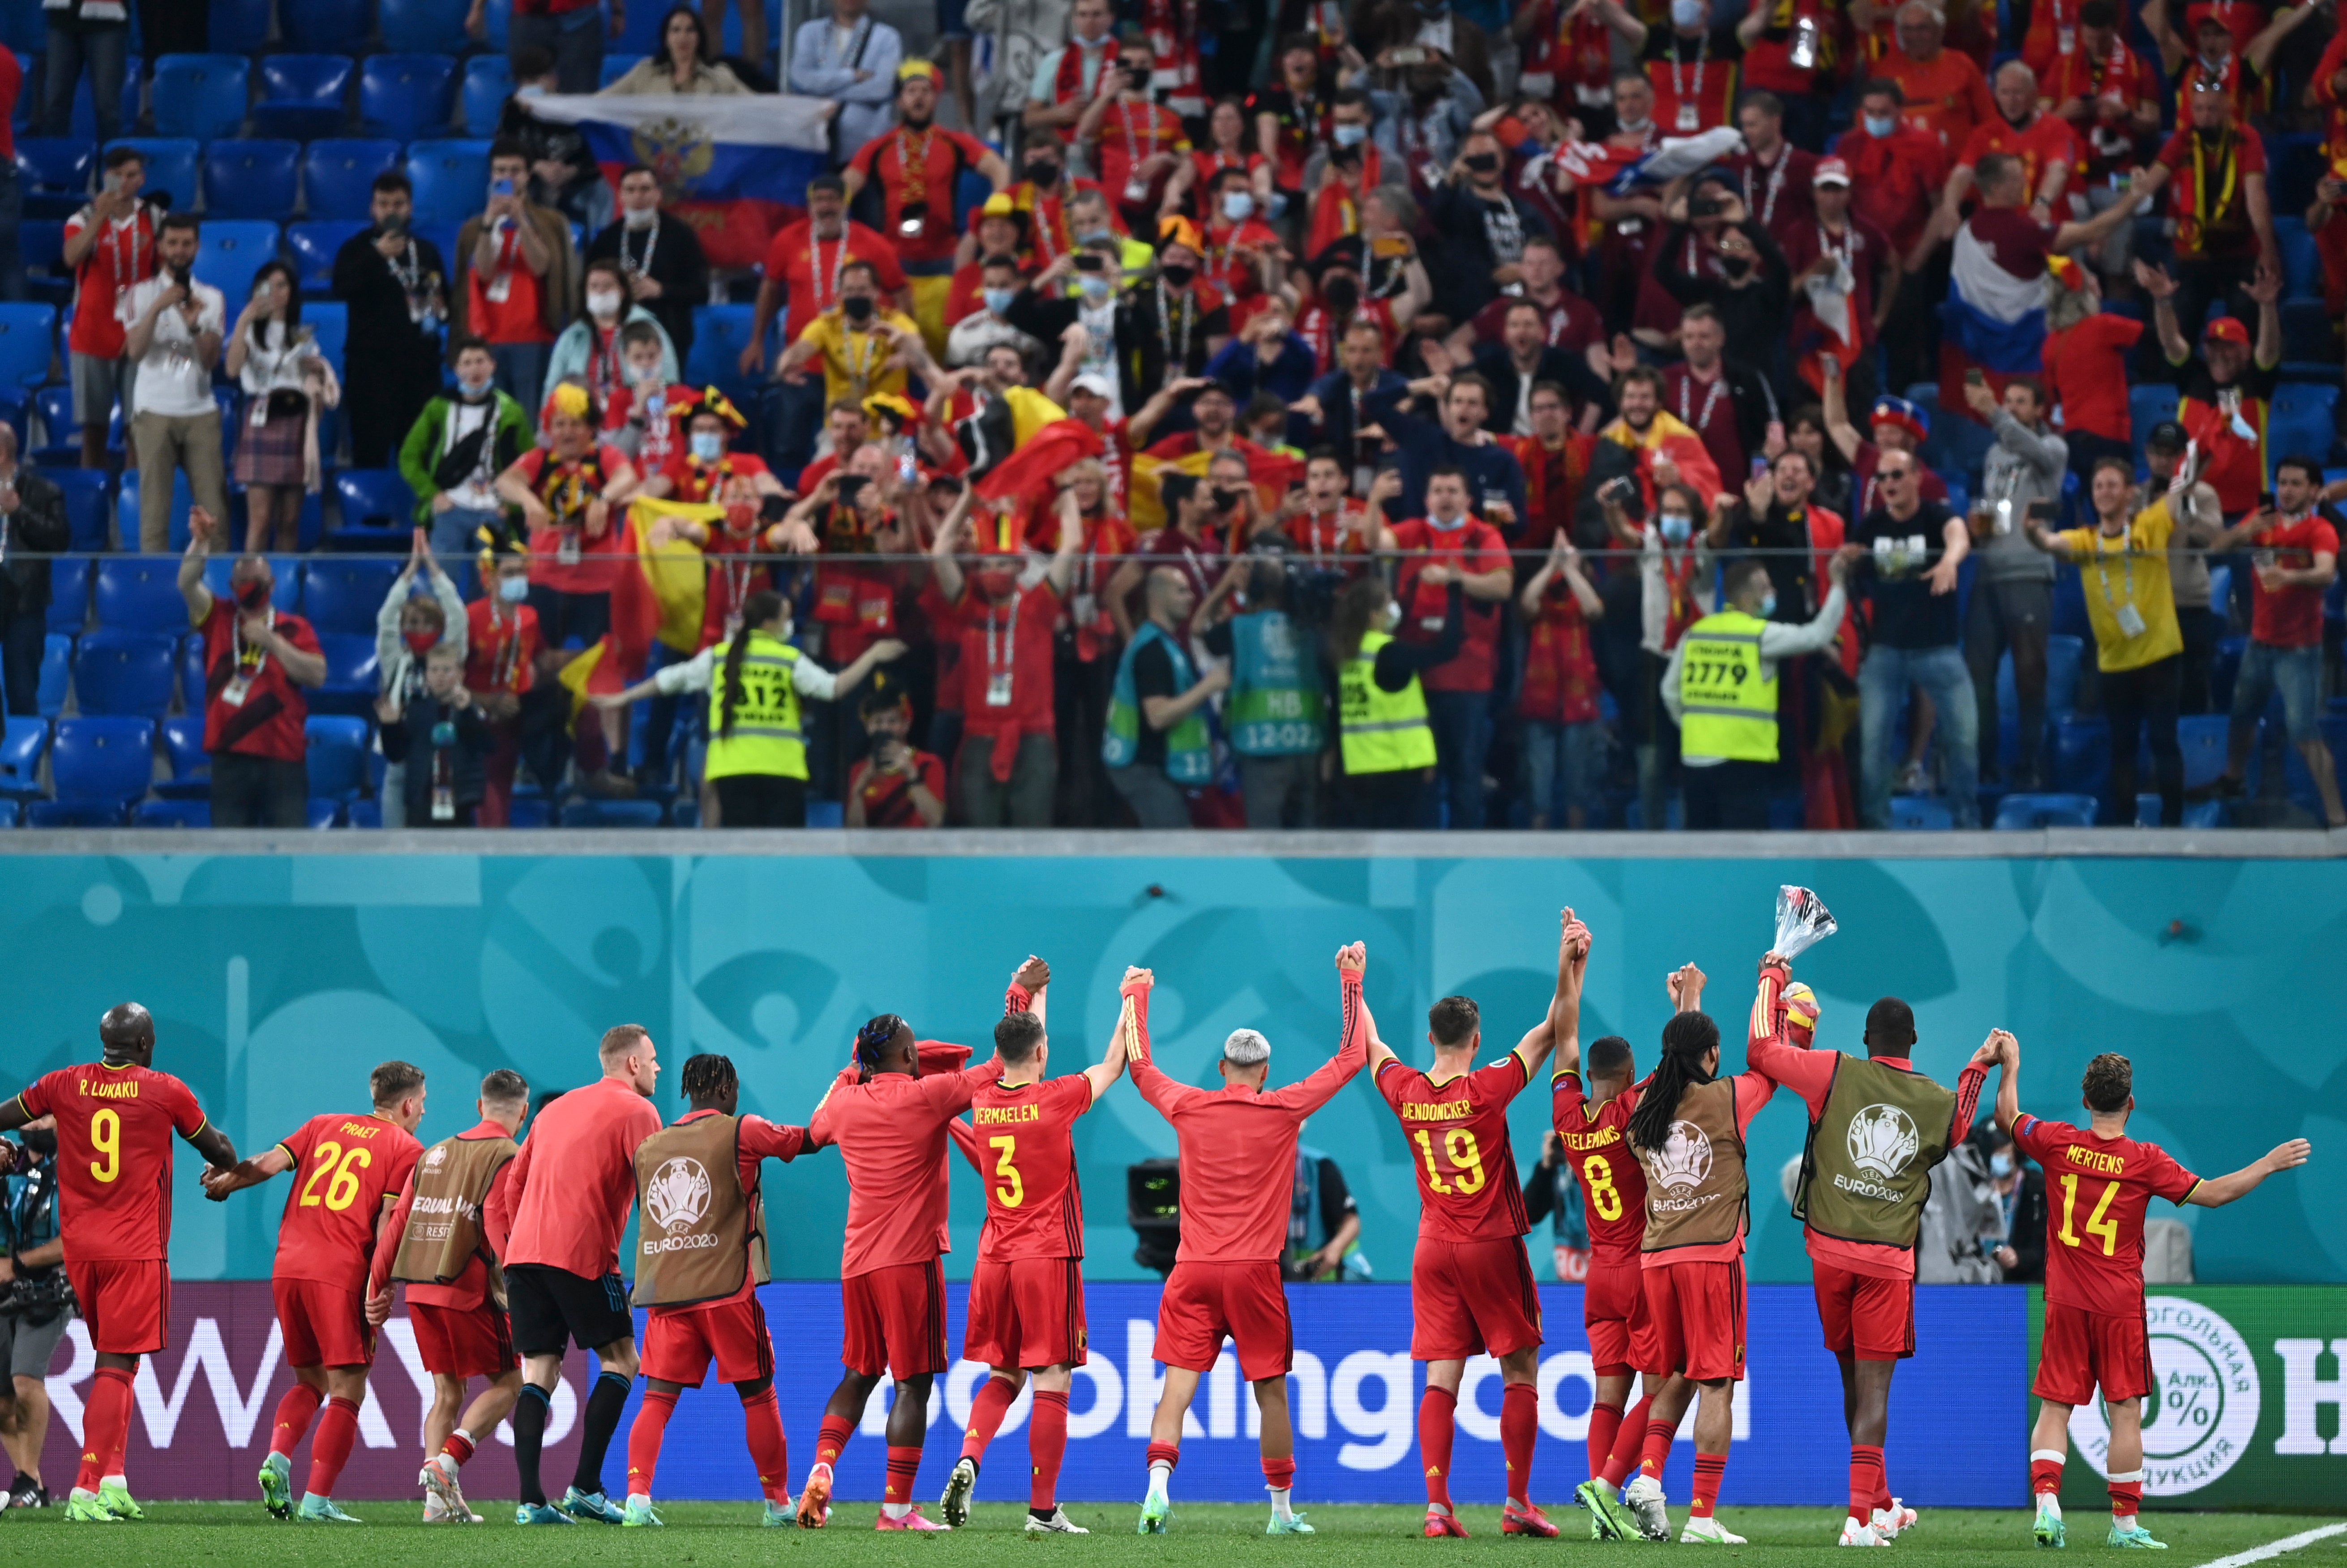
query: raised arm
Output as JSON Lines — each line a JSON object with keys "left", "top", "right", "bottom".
{"left": 1523, "top": 908, "right": 1592, "bottom": 1077}
{"left": 1269, "top": 943, "right": 1371, "bottom": 1113}
{"left": 1121, "top": 967, "right": 1197, "bottom": 1116}
{"left": 1989, "top": 1028, "right": 2022, "bottom": 1134}
{"left": 180, "top": 507, "right": 219, "bottom": 621}
{"left": 199, "top": 1140, "right": 296, "bottom": 1200}
{"left": 1083, "top": 975, "right": 1144, "bottom": 1100}
{"left": 2185, "top": 1137, "right": 2311, "bottom": 1207}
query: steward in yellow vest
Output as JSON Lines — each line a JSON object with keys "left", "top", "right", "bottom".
{"left": 1330, "top": 575, "right": 1464, "bottom": 828}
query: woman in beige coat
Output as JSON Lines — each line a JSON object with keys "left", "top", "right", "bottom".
{"left": 600, "top": 6, "right": 749, "bottom": 94}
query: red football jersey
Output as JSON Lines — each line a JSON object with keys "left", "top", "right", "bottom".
{"left": 272, "top": 1111, "right": 425, "bottom": 1293}
{"left": 1551, "top": 1072, "right": 1649, "bottom": 1260}
{"left": 1375, "top": 1054, "right": 1532, "bottom": 1244}
{"left": 16, "top": 1062, "right": 208, "bottom": 1263}
{"left": 969, "top": 1074, "right": 1096, "bottom": 1263}
{"left": 2013, "top": 1114, "right": 2199, "bottom": 1317}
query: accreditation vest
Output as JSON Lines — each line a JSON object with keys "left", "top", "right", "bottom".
{"left": 1337, "top": 629, "right": 1436, "bottom": 775}
{"left": 390, "top": 1131, "right": 517, "bottom": 1298}
{"left": 703, "top": 630, "right": 809, "bottom": 783}
{"left": 630, "top": 1112, "right": 771, "bottom": 1309}
{"left": 1103, "top": 621, "right": 1215, "bottom": 783}
{"left": 1227, "top": 610, "right": 1325, "bottom": 758}
{"left": 1792, "top": 1054, "right": 1958, "bottom": 1249}
{"left": 1637, "top": 1078, "right": 1749, "bottom": 1254}
{"left": 1676, "top": 608, "right": 1779, "bottom": 763}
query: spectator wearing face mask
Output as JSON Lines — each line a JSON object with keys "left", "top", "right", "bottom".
{"left": 176, "top": 508, "right": 327, "bottom": 828}
{"left": 377, "top": 645, "right": 495, "bottom": 828}
{"left": 1977, "top": 1122, "right": 2045, "bottom": 1283}
{"left": 455, "top": 140, "right": 582, "bottom": 415}
{"left": 845, "top": 671, "right": 947, "bottom": 827}
{"left": 1598, "top": 473, "right": 1711, "bottom": 829}
{"left": 585, "top": 164, "right": 711, "bottom": 372}
{"left": 1075, "top": 42, "right": 1190, "bottom": 231}
{"left": 466, "top": 529, "right": 545, "bottom": 827}
{"left": 947, "top": 254, "right": 1045, "bottom": 369}
{"left": 403, "top": 337, "right": 534, "bottom": 559}
{"left": 374, "top": 533, "right": 471, "bottom": 828}
{"left": 1203, "top": 298, "right": 1317, "bottom": 408}
{"left": 547, "top": 261, "right": 681, "bottom": 428}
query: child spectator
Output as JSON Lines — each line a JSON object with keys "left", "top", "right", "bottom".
{"left": 845, "top": 673, "right": 947, "bottom": 827}
{"left": 377, "top": 644, "right": 494, "bottom": 828}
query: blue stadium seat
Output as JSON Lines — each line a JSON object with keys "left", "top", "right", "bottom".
{"left": 287, "top": 220, "right": 367, "bottom": 293}
{"left": 105, "top": 139, "right": 198, "bottom": 210}
{"left": 150, "top": 54, "right": 250, "bottom": 142}
{"left": 135, "top": 797, "right": 212, "bottom": 827}
{"left": 2051, "top": 714, "right": 2110, "bottom": 798}
{"left": 1993, "top": 792, "right": 2099, "bottom": 830}
{"left": 345, "top": 798, "right": 381, "bottom": 827}
{"left": 600, "top": 54, "right": 647, "bottom": 88}
{"left": 310, "top": 634, "right": 382, "bottom": 716}
{"left": 72, "top": 629, "right": 177, "bottom": 718}
{"left": 2281, "top": 301, "right": 2338, "bottom": 369}
{"left": 335, "top": 468, "right": 418, "bottom": 530}
{"left": 2211, "top": 634, "right": 2248, "bottom": 714}
{"left": 201, "top": 139, "right": 300, "bottom": 221}
{"left": 305, "top": 715, "right": 371, "bottom": 800}
{"left": 156, "top": 713, "right": 210, "bottom": 798}
{"left": 179, "top": 635, "right": 206, "bottom": 714}
{"left": 53, "top": 469, "right": 108, "bottom": 553}
{"left": 413, "top": 222, "right": 463, "bottom": 279}
{"left": 301, "top": 559, "right": 403, "bottom": 634}
{"left": 360, "top": 55, "right": 458, "bottom": 142}
{"left": 406, "top": 140, "right": 492, "bottom": 226}
{"left": 252, "top": 54, "right": 356, "bottom": 141}
{"left": 2281, "top": 714, "right": 2347, "bottom": 816}
{"left": 686, "top": 304, "right": 761, "bottom": 411}
{"left": 2176, "top": 713, "right": 2230, "bottom": 791}
{"left": 0, "top": 717, "right": 50, "bottom": 800}
{"left": 381, "top": 0, "right": 474, "bottom": 53}
{"left": 201, "top": 555, "right": 302, "bottom": 612}
{"left": 31, "top": 383, "right": 74, "bottom": 454}
{"left": 2127, "top": 385, "right": 2179, "bottom": 471}
{"left": 37, "top": 633, "right": 70, "bottom": 717}
{"left": 564, "top": 798, "right": 666, "bottom": 827}
{"left": 18, "top": 220, "right": 68, "bottom": 304}
{"left": 508, "top": 795, "right": 551, "bottom": 827}
{"left": 32, "top": 715, "right": 153, "bottom": 825}
{"left": 209, "top": 0, "right": 271, "bottom": 52}
{"left": 461, "top": 54, "right": 514, "bottom": 137}
{"left": 0, "top": 302, "right": 55, "bottom": 391}
{"left": 2044, "top": 633, "right": 2084, "bottom": 716}
{"left": 301, "top": 143, "right": 402, "bottom": 227}
{"left": 306, "top": 300, "right": 348, "bottom": 377}
{"left": 65, "top": 54, "right": 141, "bottom": 143}
{"left": 2206, "top": 564, "right": 2231, "bottom": 620}
{"left": 1888, "top": 796, "right": 1953, "bottom": 830}
{"left": 305, "top": 797, "right": 344, "bottom": 828}
{"left": 193, "top": 221, "right": 280, "bottom": 305}
{"left": 15, "top": 137, "right": 95, "bottom": 205}
{"left": 46, "top": 556, "right": 90, "bottom": 634}
{"left": 282, "top": 0, "right": 370, "bottom": 53}
{"left": 2267, "top": 384, "right": 2339, "bottom": 480}
{"left": 2274, "top": 216, "right": 2319, "bottom": 302}
{"left": 93, "top": 557, "right": 188, "bottom": 631}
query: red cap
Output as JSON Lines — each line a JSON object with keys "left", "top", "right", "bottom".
{"left": 2184, "top": 2, "right": 2228, "bottom": 28}
{"left": 1812, "top": 157, "right": 1851, "bottom": 186}
{"left": 2202, "top": 316, "right": 2250, "bottom": 345}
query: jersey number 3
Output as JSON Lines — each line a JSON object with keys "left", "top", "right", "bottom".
{"left": 2055, "top": 1172, "right": 2120, "bottom": 1256}
{"left": 1412, "top": 1128, "right": 1488, "bottom": 1196}
{"left": 988, "top": 1135, "right": 1024, "bottom": 1208}
{"left": 299, "top": 1141, "right": 373, "bottom": 1212}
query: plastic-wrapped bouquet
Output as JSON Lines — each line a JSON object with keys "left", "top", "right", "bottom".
{"left": 1773, "top": 886, "right": 1837, "bottom": 959}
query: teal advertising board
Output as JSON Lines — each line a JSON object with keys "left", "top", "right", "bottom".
{"left": 0, "top": 849, "right": 2338, "bottom": 1286}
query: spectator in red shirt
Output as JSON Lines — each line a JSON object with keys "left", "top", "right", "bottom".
{"left": 1880, "top": 1, "right": 1996, "bottom": 152}
{"left": 1390, "top": 467, "right": 1514, "bottom": 829}
{"left": 1782, "top": 159, "right": 1897, "bottom": 408}
{"left": 2195, "top": 457, "right": 2346, "bottom": 825}
{"left": 465, "top": 531, "right": 544, "bottom": 827}
{"left": 2039, "top": 258, "right": 2144, "bottom": 486}
{"left": 61, "top": 146, "right": 154, "bottom": 471}
{"left": 1516, "top": 531, "right": 1607, "bottom": 829}
{"left": 455, "top": 141, "right": 580, "bottom": 418}
{"left": 2133, "top": 81, "right": 2279, "bottom": 346}
{"left": 1834, "top": 77, "right": 1949, "bottom": 394}
{"left": 495, "top": 382, "right": 641, "bottom": 653}
{"left": 1078, "top": 39, "right": 1190, "bottom": 225}
{"left": 1727, "top": 90, "right": 1818, "bottom": 246}
{"left": 926, "top": 490, "right": 1083, "bottom": 826}
{"left": 175, "top": 507, "right": 327, "bottom": 828}
{"left": 845, "top": 672, "right": 947, "bottom": 827}
{"left": 744, "top": 174, "right": 908, "bottom": 382}
{"left": 846, "top": 63, "right": 1010, "bottom": 353}
{"left": 2044, "top": 0, "right": 2163, "bottom": 280}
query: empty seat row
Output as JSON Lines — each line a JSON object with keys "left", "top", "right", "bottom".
{"left": 0, "top": 711, "right": 376, "bottom": 826}
{"left": 47, "top": 535, "right": 415, "bottom": 636}
{"left": 18, "top": 135, "right": 506, "bottom": 228}
{"left": 35, "top": 627, "right": 384, "bottom": 722}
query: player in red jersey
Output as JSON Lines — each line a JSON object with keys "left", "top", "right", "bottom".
{"left": 203, "top": 1062, "right": 428, "bottom": 1522}
{"left": 1127, "top": 943, "right": 1371, "bottom": 1537}
{"left": 1372, "top": 909, "right": 1589, "bottom": 1540}
{"left": 1746, "top": 956, "right": 1990, "bottom": 1546}
{"left": 936, "top": 964, "right": 1134, "bottom": 1534}
{"left": 0, "top": 1002, "right": 239, "bottom": 1522}
{"left": 366, "top": 1068, "right": 533, "bottom": 1525}
{"left": 1996, "top": 1034, "right": 2308, "bottom": 1551}
{"left": 621, "top": 1053, "right": 827, "bottom": 1528}
{"left": 797, "top": 962, "right": 1029, "bottom": 1531}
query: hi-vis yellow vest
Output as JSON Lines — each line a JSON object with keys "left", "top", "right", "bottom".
{"left": 704, "top": 630, "right": 809, "bottom": 782}
{"left": 1677, "top": 608, "right": 1778, "bottom": 763}
{"left": 1337, "top": 630, "right": 1436, "bottom": 775}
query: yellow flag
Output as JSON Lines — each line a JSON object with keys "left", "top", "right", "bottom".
{"left": 1127, "top": 449, "right": 1216, "bottom": 534}
{"left": 627, "top": 497, "right": 719, "bottom": 655}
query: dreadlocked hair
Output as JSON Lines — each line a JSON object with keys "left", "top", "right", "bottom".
{"left": 854, "top": 1013, "right": 907, "bottom": 1078}
{"left": 680, "top": 1053, "right": 737, "bottom": 1103}
{"left": 1629, "top": 1011, "right": 1722, "bottom": 1154}
{"left": 720, "top": 589, "right": 787, "bottom": 739}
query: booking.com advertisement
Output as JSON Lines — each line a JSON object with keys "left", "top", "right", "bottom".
{"left": 39, "top": 1281, "right": 2026, "bottom": 1508}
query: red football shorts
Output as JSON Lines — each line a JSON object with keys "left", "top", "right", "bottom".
{"left": 645, "top": 1294, "right": 775, "bottom": 1388}
{"left": 1410, "top": 1237, "right": 1543, "bottom": 1361}
{"left": 1154, "top": 1260, "right": 1292, "bottom": 1382}
{"left": 66, "top": 1259, "right": 169, "bottom": 1357}
{"left": 1642, "top": 1259, "right": 1746, "bottom": 1383}
{"left": 274, "top": 1277, "right": 377, "bottom": 1369}
{"left": 408, "top": 1301, "right": 519, "bottom": 1380}
{"left": 2033, "top": 1302, "right": 2155, "bottom": 1407}
{"left": 964, "top": 1257, "right": 1088, "bottom": 1370}
{"left": 841, "top": 1260, "right": 950, "bottom": 1380}
{"left": 1583, "top": 1254, "right": 1658, "bottom": 1376}
{"left": 1813, "top": 1262, "right": 1915, "bottom": 1361}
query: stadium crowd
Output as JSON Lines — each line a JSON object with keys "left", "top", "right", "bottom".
{"left": 1, "top": 0, "right": 2346, "bottom": 829}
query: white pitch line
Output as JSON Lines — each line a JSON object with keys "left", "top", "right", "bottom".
{"left": 2190, "top": 1521, "right": 2347, "bottom": 1568}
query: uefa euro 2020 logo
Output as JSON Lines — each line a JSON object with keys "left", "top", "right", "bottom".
{"left": 2069, "top": 1298, "right": 2260, "bottom": 1496}
{"left": 646, "top": 1156, "right": 712, "bottom": 1235}
{"left": 1846, "top": 1104, "right": 1920, "bottom": 1181}
{"left": 1651, "top": 1121, "right": 1714, "bottom": 1194}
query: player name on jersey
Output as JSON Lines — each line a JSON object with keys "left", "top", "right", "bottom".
{"left": 974, "top": 1102, "right": 1044, "bottom": 1125}
{"left": 77, "top": 1077, "right": 145, "bottom": 1099}
{"left": 1399, "top": 1096, "right": 1474, "bottom": 1122}
{"left": 2059, "top": 1143, "right": 2126, "bottom": 1176}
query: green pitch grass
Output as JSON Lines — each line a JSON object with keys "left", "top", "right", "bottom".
{"left": 6, "top": 1503, "right": 2345, "bottom": 1565}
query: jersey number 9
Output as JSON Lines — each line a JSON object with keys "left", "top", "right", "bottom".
{"left": 90, "top": 1107, "right": 121, "bottom": 1183}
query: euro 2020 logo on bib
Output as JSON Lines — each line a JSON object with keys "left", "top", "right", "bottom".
{"left": 646, "top": 1156, "right": 712, "bottom": 1234}
{"left": 1846, "top": 1105, "right": 1920, "bottom": 1181}
{"left": 1651, "top": 1121, "right": 1714, "bottom": 1193}
{"left": 2068, "top": 1297, "right": 2260, "bottom": 1496}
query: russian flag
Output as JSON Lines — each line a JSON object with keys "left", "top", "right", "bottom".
{"left": 527, "top": 93, "right": 834, "bottom": 268}
{"left": 1938, "top": 223, "right": 2047, "bottom": 417}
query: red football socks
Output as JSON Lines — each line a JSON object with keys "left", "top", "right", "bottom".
{"left": 1500, "top": 1383, "right": 1538, "bottom": 1508}
{"left": 1849, "top": 1444, "right": 1884, "bottom": 1523}
{"left": 1690, "top": 1452, "right": 1726, "bottom": 1519}
{"left": 2108, "top": 1473, "right": 2143, "bottom": 1522}
{"left": 962, "top": 1374, "right": 1017, "bottom": 1464}
{"left": 77, "top": 1366, "right": 134, "bottom": 1493}
{"left": 441, "top": 1430, "right": 476, "bottom": 1469}
{"left": 814, "top": 1414, "right": 854, "bottom": 1470}
{"left": 883, "top": 1444, "right": 922, "bottom": 1505}
{"left": 1638, "top": 1416, "right": 1675, "bottom": 1480}
{"left": 1145, "top": 1439, "right": 1182, "bottom": 1478}
{"left": 307, "top": 1396, "right": 360, "bottom": 1498}
{"left": 1418, "top": 1387, "right": 1457, "bottom": 1509}
{"left": 1028, "top": 1389, "right": 1069, "bottom": 1511}
{"left": 1605, "top": 1392, "right": 1657, "bottom": 1487}
{"left": 741, "top": 1387, "right": 790, "bottom": 1503}
{"left": 1587, "top": 1400, "right": 1624, "bottom": 1482}
{"left": 627, "top": 1389, "right": 678, "bottom": 1495}
{"left": 2030, "top": 1449, "right": 2065, "bottom": 1498}
{"left": 1262, "top": 1454, "right": 1296, "bottom": 1492}
{"left": 270, "top": 1381, "right": 323, "bottom": 1461}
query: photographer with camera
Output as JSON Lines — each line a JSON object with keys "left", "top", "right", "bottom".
{"left": 122, "top": 212, "right": 228, "bottom": 552}
{"left": 0, "top": 1118, "right": 68, "bottom": 1510}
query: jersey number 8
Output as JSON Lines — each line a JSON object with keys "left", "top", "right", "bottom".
{"left": 1582, "top": 1152, "right": 1624, "bottom": 1221}
{"left": 299, "top": 1141, "right": 374, "bottom": 1212}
